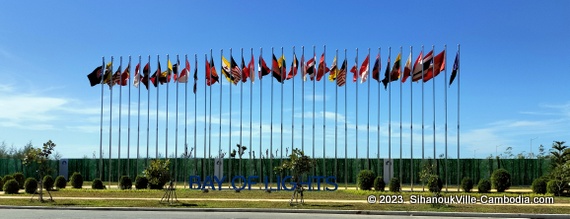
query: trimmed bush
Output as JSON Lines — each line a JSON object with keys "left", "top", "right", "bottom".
{"left": 389, "top": 177, "right": 401, "bottom": 192}
{"left": 428, "top": 176, "right": 443, "bottom": 193}
{"left": 3, "top": 179, "right": 20, "bottom": 194}
{"left": 0, "top": 176, "right": 4, "bottom": 191}
{"left": 13, "top": 172, "right": 25, "bottom": 189}
{"left": 477, "top": 179, "right": 491, "bottom": 193}
{"left": 356, "top": 170, "right": 375, "bottom": 190}
{"left": 119, "top": 176, "right": 132, "bottom": 190}
{"left": 547, "top": 179, "right": 566, "bottom": 196}
{"left": 55, "top": 175, "right": 67, "bottom": 189}
{"left": 373, "top": 176, "right": 385, "bottom": 191}
{"left": 3, "top": 175, "right": 14, "bottom": 185}
{"left": 43, "top": 175, "right": 54, "bottom": 191}
{"left": 532, "top": 178, "right": 547, "bottom": 194}
{"left": 461, "top": 177, "right": 474, "bottom": 193}
{"left": 135, "top": 176, "right": 148, "bottom": 189}
{"left": 491, "top": 168, "right": 511, "bottom": 192}
{"left": 70, "top": 172, "right": 84, "bottom": 189}
{"left": 91, "top": 178, "right": 105, "bottom": 190}
{"left": 24, "top": 177, "right": 38, "bottom": 194}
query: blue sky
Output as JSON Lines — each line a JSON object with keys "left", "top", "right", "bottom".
{"left": 0, "top": 0, "right": 568, "bottom": 159}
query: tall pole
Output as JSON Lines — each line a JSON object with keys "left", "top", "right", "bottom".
{"left": 399, "top": 46, "right": 403, "bottom": 185}
{"left": 136, "top": 55, "right": 141, "bottom": 176}
{"left": 240, "top": 48, "right": 244, "bottom": 178}
{"left": 146, "top": 55, "right": 150, "bottom": 167}
{"left": 322, "top": 45, "right": 327, "bottom": 176}
{"left": 228, "top": 48, "right": 233, "bottom": 184}
{"left": 301, "top": 46, "right": 305, "bottom": 153}
{"left": 118, "top": 56, "right": 122, "bottom": 182}
{"left": 219, "top": 49, "right": 223, "bottom": 180}
{"left": 456, "top": 44, "right": 461, "bottom": 191}
{"left": 377, "top": 48, "right": 381, "bottom": 177}
{"left": 192, "top": 54, "right": 197, "bottom": 178}
{"left": 108, "top": 56, "right": 114, "bottom": 187}
{"left": 165, "top": 55, "right": 170, "bottom": 161}
{"left": 355, "top": 48, "right": 359, "bottom": 175}
{"left": 312, "top": 46, "right": 316, "bottom": 178}
{"left": 270, "top": 47, "right": 274, "bottom": 186}
{"left": 366, "top": 48, "right": 370, "bottom": 170}
{"left": 249, "top": 48, "right": 253, "bottom": 178}
{"left": 432, "top": 45, "right": 437, "bottom": 177}
{"left": 421, "top": 46, "right": 425, "bottom": 191}
{"left": 155, "top": 55, "right": 160, "bottom": 159}
{"left": 259, "top": 48, "right": 263, "bottom": 187}
{"left": 175, "top": 55, "right": 180, "bottom": 183}
{"left": 409, "top": 47, "right": 414, "bottom": 191}
{"left": 99, "top": 56, "right": 105, "bottom": 180}
{"left": 280, "top": 47, "right": 284, "bottom": 167}
{"left": 127, "top": 56, "right": 131, "bottom": 177}
{"left": 443, "top": 45, "right": 448, "bottom": 192}
{"left": 343, "top": 49, "right": 348, "bottom": 189}
{"left": 334, "top": 49, "right": 338, "bottom": 179}
{"left": 388, "top": 47, "right": 392, "bottom": 181}
{"left": 291, "top": 47, "right": 295, "bottom": 159}
{"left": 206, "top": 53, "right": 210, "bottom": 179}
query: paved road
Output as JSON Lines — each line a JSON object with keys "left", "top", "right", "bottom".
{"left": 0, "top": 208, "right": 544, "bottom": 219}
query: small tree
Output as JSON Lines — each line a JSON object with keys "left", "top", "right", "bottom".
{"left": 274, "top": 148, "right": 315, "bottom": 205}
{"left": 491, "top": 168, "right": 511, "bottom": 192}
{"left": 22, "top": 140, "right": 56, "bottom": 202}
{"left": 356, "top": 170, "right": 375, "bottom": 190}
{"left": 143, "top": 159, "right": 171, "bottom": 189}
{"left": 461, "top": 177, "right": 474, "bottom": 193}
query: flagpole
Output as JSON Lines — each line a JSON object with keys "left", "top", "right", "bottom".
{"left": 443, "top": 45, "right": 448, "bottom": 192}
{"left": 456, "top": 44, "right": 461, "bottom": 192}
{"left": 312, "top": 45, "right": 316, "bottom": 179}
{"left": 192, "top": 54, "right": 197, "bottom": 180}
{"left": 184, "top": 54, "right": 189, "bottom": 184}
{"left": 249, "top": 48, "right": 253, "bottom": 180}
{"left": 399, "top": 46, "right": 403, "bottom": 185}
{"left": 270, "top": 47, "right": 274, "bottom": 186}
{"left": 108, "top": 56, "right": 114, "bottom": 187}
{"left": 301, "top": 46, "right": 305, "bottom": 153}
{"left": 291, "top": 46, "right": 295, "bottom": 162}
{"left": 146, "top": 55, "right": 151, "bottom": 167}
{"left": 377, "top": 48, "right": 381, "bottom": 177}
{"left": 343, "top": 49, "right": 348, "bottom": 189}
{"left": 228, "top": 48, "right": 233, "bottom": 185}
{"left": 206, "top": 52, "right": 211, "bottom": 180}
{"left": 175, "top": 54, "right": 180, "bottom": 183}
{"left": 388, "top": 47, "right": 392, "bottom": 181}
{"left": 240, "top": 48, "right": 244, "bottom": 179}
{"left": 409, "top": 47, "right": 414, "bottom": 191}
{"left": 322, "top": 45, "right": 327, "bottom": 176}
{"left": 258, "top": 47, "right": 263, "bottom": 188}
{"left": 421, "top": 45, "right": 425, "bottom": 191}
{"left": 127, "top": 56, "right": 131, "bottom": 177}
{"left": 155, "top": 54, "right": 160, "bottom": 159}
{"left": 355, "top": 48, "right": 359, "bottom": 176}
{"left": 99, "top": 56, "right": 105, "bottom": 180}
{"left": 334, "top": 49, "right": 338, "bottom": 180}
{"left": 165, "top": 54, "right": 170, "bottom": 162}
{"left": 432, "top": 45, "right": 437, "bottom": 177}
{"left": 366, "top": 48, "right": 370, "bottom": 170}
{"left": 280, "top": 47, "right": 284, "bottom": 169}
{"left": 136, "top": 55, "right": 141, "bottom": 176}
{"left": 219, "top": 49, "right": 223, "bottom": 180}
{"left": 118, "top": 56, "right": 122, "bottom": 183}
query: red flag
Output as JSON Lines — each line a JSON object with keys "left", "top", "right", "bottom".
{"left": 230, "top": 56, "right": 242, "bottom": 84}
{"left": 133, "top": 63, "right": 141, "bottom": 88}
{"left": 412, "top": 50, "right": 433, "bottom": 82}
{"left": 241, "top": 55, "right": 248, "bottom": 83}
{"left": 258, "top": 56, "right": 270, "bottom": 79}
{"left": 401, "top": 52, "right": 412, "bottom": 83}
{"left": 336, "top": 58, "right": 347, "bottom": 87}
{"left": 248, "top": 54, "right": 255, "bottom": 83}
{"left": 286, "top": 54, "right": 298, "bottom": 80}
{"left": 306, "top": 56, "right": 316, "bottom": 80}
{"left": 423, "top": 50, "right": 446, "bottom": 82}
{"left": 206, "top": 55, "right": 219, "bottom": 86}
{"left": 350, "top": 63, "right": 358, "bottom": 83}
{"left": 178, "top": 58, "right": 190, "bottom": 83}
{"left": 316, "top": 53, "right": 329, "bottom": 81}
{"left": 120, "top": 63, "right": 130, "bottom": 86}
{"left": 141, "top": 62, "right": 150, "bottom": 89}
{"left": 371, "top": 54, "right": 381, "bottom": 82}
{"left": 359, "top": 54, "right": 370, "bottom": 83}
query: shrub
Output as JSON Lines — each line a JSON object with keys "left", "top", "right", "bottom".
{"left": 0, "top": 176, "right": 3, "bottom": 191}
{"left": 91, "top": 178, "right": 105, "bottom": 190}
{"left": 13, "top": 172, "right": 25, "bottom": 189}
{"left": 373, "top": 176, "right": 385, "bottom": 192}
{"left": 55, "top": 175, "right": 67, "bottom": 189}
{"left": 24, "top": 177, "right": 38, "bottom": 194}
{"left": 143, "top": 159, "right": 171, "bottom": 189}
{"left": 70, "top": 172, "right": 84, "bottom": 189}
{"left": 119, "top": 176, "right": 132, "bottom": 190}
{"left": 477, "top": 179, "right": 491, "bottom": 193}
{"left": 43, "top": 175, "right": 54, "bottom": 191}
{"left": 547, "top": 179, "right": 566, "bottom": 196}
{"left": 532, "top": 178, "right": 548, "bottom": 194}
{"left": 356, "top": 170, "right": 375, "bottom": 190}
{"left": 3, "top": 175, "right": 14, "bottom": 185}
{"left": 461, "top": 177, "right": 474, "bottom": 193}
{"left": 428, "top": 176, "right": 443, "bottom": 193}
{"left": 3, "top": 179, "right": 20, "bottom": 194}
{"left": 135, "top": 176, "right": 148, "bottom": 189}
{"left": 389, "top": 177, "right": 401, "bottom": 192}
{"left": 491, "top": 168, "right": 511, "bottom": 192}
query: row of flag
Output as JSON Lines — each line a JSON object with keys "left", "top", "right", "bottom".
{"left": 87, "top": 49, "right": 460, "bottom": 92}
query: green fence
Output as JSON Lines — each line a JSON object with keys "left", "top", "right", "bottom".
{"left": 0, "top": 158, "right": 551, "bottom": 186}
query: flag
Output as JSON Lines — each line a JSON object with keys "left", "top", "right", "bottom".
{"left": 412, "top": 50, "right": 433, "bottom": 82}
{"left": 120, "top": 63, "right": 130, "bottom": 86}
{"left": 382, "top": 52, "right": 401, "bottom": 89}
{"left": 221, "top": 56, "right": 233, "bottom": 83}
{"left": 109, "top": 65, "right": 122, "bottom": 88}
{"left": 149, "top": 61, "right": 160, "bottom": 87}
{"left": 141, "top": 62, "right": 151, "bottom": 89}
{"left": 248, "top": 54, "right": 255, "bottom": 83}
{"left": 171, "top": 60, "right": 179, "bottom": 82}
{"left": 241, "top": 55, "right": 248, "bottom": 83}
{"left": 371, "top": 54, "right": 381, "bottom": 82}
{"left": 286, "top": 53, "right": 298, "bottom": 80}
{"left": 306, "top": 55, "right": 316, "bottom": 81}
{"left": 206, "top": 55, "right": 219, "bottom": 86}
{"left": 193, "top": 61, "right": 198, "bottom": 94}
{"left": 316, "top": 53, "right": 329, "bottom": 81}
{"left": 350, "top": 60, "right": 358, "bottom": 83}
{"left": 401, "top": 52, "right": 412, "bottom": 83}
{"left": 230, "top": 56, "right": 241, "bottom": 84}
{"left": 159, "top": 59, "right": 172, "bottom": 84}
{"left": 271, "top": 53, "right": 283, "bottom": 82}
{"left": 336, "top": 58, "right": 347, "bottom": 87}
{"left": 258, "top": 56, "right": 270, "bottom": 79}
{"left": 328, "top": 55, "right": 338, "bottom": 82}
{"left": 423, "top": 50, "right": 446, "bottom": 82}
{"left": 381, "top": 56, "right": 391, "bottom": 89}
{"left": 87, "top": 65, "right": 103, "bottom": 87}
{"left": 133, "top": 63, "right": 141, "bottom": 88}
{"left": 449, "top": 51, "right": 459, "bottom": 86}
{"left": 102, "top": 62, "right": 113, "bottom": 87}
{"left": 359, "top": 54, "right": 370, "bottom": 83}
{"left": 178, "top": 58, "right": 190, "bottom": 83}
{"left": 279, "top": 54, "right": 286, "bottom": 80}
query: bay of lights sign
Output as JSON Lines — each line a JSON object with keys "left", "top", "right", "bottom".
{"left": 188, "top": 175, "right": 339, "bottom": 191}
